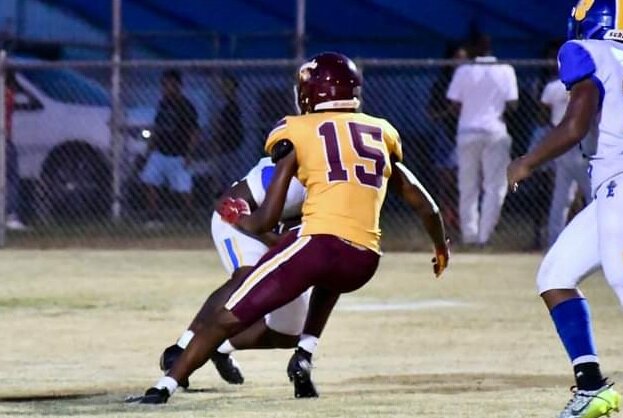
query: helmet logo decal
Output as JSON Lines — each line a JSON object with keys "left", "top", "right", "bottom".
{"left": 299, "top": 60, "right": 318, "bottom": 82}
{"left": 574, "top": 0, "right": 596, "bottom": 21}
{"left": 296, "top": 52, "right": 362, "bottom": 114}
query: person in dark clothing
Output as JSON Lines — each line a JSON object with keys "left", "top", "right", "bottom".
{"left": 211, "top": 74, "right": 242, "bottom": 155}
{"left": 205, "top": 74, "right": 244, "bottom": 190}
{"left": 140, "top": 69, "right": 199, "bottom": 227}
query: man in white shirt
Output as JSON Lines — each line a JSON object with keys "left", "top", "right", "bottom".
{"left": 446, "top": 35, "right": 518, "bottom": 245}
{"left": 540, "top": 78, "right": 591, "bottom": 247}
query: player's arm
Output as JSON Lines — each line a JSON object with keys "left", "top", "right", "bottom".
{"left": 235, "top": 142, "right": 298, "bottom": 235}
{"left": 507, "top": 78, "right": 599, "bottom": 187}
{"left": 389, "top": 159, "right": 448, "bottom": 277}
{"left": 257, "top": 231, "right": 282, "bottom": 247}
{"left": 215, "top": 179, "right": 288, "bottom": 246}
{"left": 258, "top": 217, "right": 301, "bottom": 247}
{"left": 216, "top": 180, "right": 258, "bottom": 212}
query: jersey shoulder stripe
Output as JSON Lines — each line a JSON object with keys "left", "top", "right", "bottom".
{"left": 267, "top": 117, "right": 288, "bottom": 138}
{"left": 265, "top": 116, "right": 293, "bottom": 154}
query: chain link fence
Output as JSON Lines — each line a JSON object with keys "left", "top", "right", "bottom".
{"left": 1, "top": 57, "right": 585, "bottom": 251}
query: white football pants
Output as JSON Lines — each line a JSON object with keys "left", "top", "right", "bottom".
{"left": 547, "top": 151, "right": 591, "bottom": 248}
{"left": 457, "top": 132, "right": 511, "bottom": 244}
{"left": 211, "top": 212, "right": 311, "bottom": 335}
{"left": 537, "top": 172, "right": 623, "bottom": 305}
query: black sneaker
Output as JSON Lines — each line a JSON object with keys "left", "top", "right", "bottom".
{"left": 159, "top": 345, "right": 189, "bottom": 389}
{"left": 133, "top": 387, "right": 169, "bottom": 404}
{"left": 211, "top": 352, "right": 244, "bottom": 384}
{"left": 287, "top": 349, "right": 318, "bottom": 398}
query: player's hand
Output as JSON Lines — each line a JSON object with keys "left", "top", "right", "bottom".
{"left": 432, "top": 240, "right": 450, "bottom": 278}
{"left": 217, "top": 197, "right": 251, "bottom": 224}
{"left": 507, "top": 156, "right": 533, "bottom": 193}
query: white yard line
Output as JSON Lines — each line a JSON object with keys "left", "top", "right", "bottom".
{"left": 336, "top": 299, "right": 470, "bottom": 312}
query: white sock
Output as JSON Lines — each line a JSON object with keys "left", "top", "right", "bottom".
{"left": 297, "top": 334, "right": 318, "bottom": 355}
{"left": 217, "top": 339, "right": 236, "bottom": 354}
{"left": 155, "top": 376, "right": 178, "bottom": 395}
{"left": 176, "top": 330, "right": 195, "bottom": 349}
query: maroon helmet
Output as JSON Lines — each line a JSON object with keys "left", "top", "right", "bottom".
{"left": 295, "top": 52, "right": 362, "bottom": 114}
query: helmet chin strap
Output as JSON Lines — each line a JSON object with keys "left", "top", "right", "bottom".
{"left": 314, "top": 98, "right": 361, "bottom": 111}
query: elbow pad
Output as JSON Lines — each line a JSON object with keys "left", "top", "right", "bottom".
{"left": 271, "top": 139, "right": 294, "bottom": 163}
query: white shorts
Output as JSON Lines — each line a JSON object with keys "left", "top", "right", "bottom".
{"left": 537, "top": 172, "right": 623, "bottom": 305}
{"left": 140, "top": 151, "right": 192, "bottom": 193}
{"left": 211, "top": 212, "right": 310, "bottom": 335}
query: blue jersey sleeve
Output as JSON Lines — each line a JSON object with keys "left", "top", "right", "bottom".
{"left": 260, "top": 165, "right": 275, "bottom": 191}
{"left": 558, "top": 41, "right": 597, "bottom": 90}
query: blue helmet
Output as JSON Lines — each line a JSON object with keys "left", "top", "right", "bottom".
{"left": 568, "top": 0, "right": 623, "bottom": 41}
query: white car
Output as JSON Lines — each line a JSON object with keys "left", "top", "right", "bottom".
{"left": 10, "top": 63, "right": 140, "bottom": 221}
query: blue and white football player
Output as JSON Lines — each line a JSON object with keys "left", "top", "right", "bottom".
{"left": 508, "top": 1, "right": 623, "bottom": 416}
{"left": 158, "top": 156, "right": 310, "bottom": 389}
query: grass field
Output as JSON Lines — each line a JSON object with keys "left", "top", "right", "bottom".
{"left": 1, "top": 250, "right": 622, "bottom": 418}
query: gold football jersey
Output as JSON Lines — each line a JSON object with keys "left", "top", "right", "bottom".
{"left": 265, "top": 112, "right": 402, "bottom": 253}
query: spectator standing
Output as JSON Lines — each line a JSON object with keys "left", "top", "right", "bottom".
{"left": 4, "top": 71, "right": 26, "bottom": 231}
{"left": 208, "top": 74, "right": 244, "bottom": 189}
{"left": 140, "top": 70, "right": 199, "bottom": 228}
{"left": 426, "top": 44, "right": 468, "bottom": 237}
{"left": 540, "top": 78, "right": 591, "bottom": 247}
{"left": 211, "top": 74, "right": 242, "bottom": 155}
{"left": 446, "top": 35, "right": 518, "bottom": 246}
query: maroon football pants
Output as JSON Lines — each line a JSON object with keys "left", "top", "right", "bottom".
{"left": 225, "top": 231, "right": 379, "bottom": 326}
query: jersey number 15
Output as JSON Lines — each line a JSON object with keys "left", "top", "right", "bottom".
{"left": 318, "top": 121, "right": 386, "bottom": 189}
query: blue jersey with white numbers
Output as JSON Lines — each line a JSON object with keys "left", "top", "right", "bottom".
{"left": 243, "top": 157, "right": 306, "bottom": 220}
{"left": 558, "top": 39, "right": 623, "bottom": 192}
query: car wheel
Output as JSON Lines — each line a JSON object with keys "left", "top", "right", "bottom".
{"left": 40, "top": 142, "right": 112, "bottom": 222}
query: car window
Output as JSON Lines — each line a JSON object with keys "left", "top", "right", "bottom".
{"left": 11, "top": 78, "right": 43, "bottom": 111}
{"left": 20, "top": 69, "right": 110, "bottom": 106}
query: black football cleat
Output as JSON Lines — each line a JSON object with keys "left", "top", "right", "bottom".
{"left": 287, "top": 349, "right": 319, "bottom": 398}
{"left": 159, "top": 344, "right": 190, "bottom": 389}
{"left": 211, "top": 352, "right": 244, "bottom": 384}
{"left": 126, "top": 387, "right": 169, "bottom": 404}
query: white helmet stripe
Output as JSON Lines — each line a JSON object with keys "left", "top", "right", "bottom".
{"left": 314, "top": 98, "right": 361, "bottom": 111}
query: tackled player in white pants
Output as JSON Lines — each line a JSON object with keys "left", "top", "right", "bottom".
{"left": 508, "top": 4, "right": 623, "bottom": 416}
{"left": 159, "top": 156, "right": 311, "bottom": 389}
